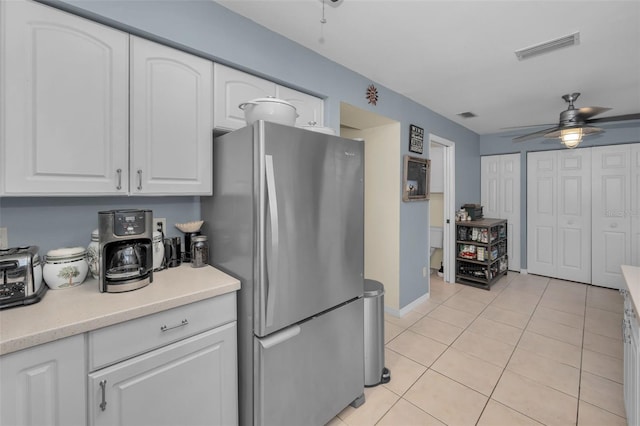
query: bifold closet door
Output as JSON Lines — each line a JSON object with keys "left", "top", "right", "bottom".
{"left": 481, "top": 153, "right": 521, "bottom": 271}
{"left": 527, "top": 149, "right": 592, "bottom": 283}
{"left": 591, "top": 144, "right": 640, "bottom": 289}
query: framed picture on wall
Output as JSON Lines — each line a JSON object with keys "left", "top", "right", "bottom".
{"left": 403, "top": 155, "right": 431, "bottom": 202}
{"left": 409, "top": 124, "right": 424, "bottom": 154}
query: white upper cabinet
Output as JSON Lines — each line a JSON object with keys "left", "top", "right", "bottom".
{"left": 1, "top": 0, "right": 129, "bottom": 195}
{"left": 1, "top": 1, "right": 214, "bottom": 196}
{"left": 276, "top": 85, "right": 324, "bottom": 128}
{"left": 213, "top": 63, "right": 324, "bottom": 131}
{"left": 213, "top": 63, "right": 276, "bottom": 131}
{"left": 130, "top": 36, "right": 213, "bottom": 195}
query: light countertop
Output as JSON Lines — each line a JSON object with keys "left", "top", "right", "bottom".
{"left": 621, "top": 265, "right": 640, "bottom": 319}
{"left": 0, "top": 264, "right": 240, "bottom": 355}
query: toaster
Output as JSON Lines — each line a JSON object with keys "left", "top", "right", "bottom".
{"left": 0, "top": 246, "right": 47, "bottom": 309}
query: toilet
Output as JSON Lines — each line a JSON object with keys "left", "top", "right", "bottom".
{"left": 430, "top": 226, "right": 443, "bottom": 258}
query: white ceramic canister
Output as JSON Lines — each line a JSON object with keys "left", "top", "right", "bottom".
{"left": 87, "top": 229, "right": 100, "bottom": 279}
{"left": 43, "top": 247, "right": 89, "bottom": 290}
{"left": 152, "top": 231, "right": 165, "bottom": 271}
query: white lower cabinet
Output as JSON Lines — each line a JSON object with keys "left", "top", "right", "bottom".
{"left": 622, "top": 289, "right": 639, "bottom": 426}
{"left": 88, "top": 294, "right": 238, "bottom": 426}
{"left": 88, "top": 323, "right": 237, "bottom": 426}
{"left": 0, "top": 334, "right": 86, "bottom": 426}
{"left": 0, "top": 295, "right": 237, "bottom": 426}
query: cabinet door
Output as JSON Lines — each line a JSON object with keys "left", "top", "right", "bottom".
{"left": 88, "top": 323, "right": 237, "bottom": 426}
{"left": 527, "top": 151, "right": 558, "bottom": 277}
{"left": 0, "top": 334, "right": 86, "bottom": 426}
{"left": 556, "top": 149, "right": 591, "bottom": 283}
{"left": 276, "top": 85, "right": 324, "bottom": 128}
{"left": 527, "top": 149, "right": 591, "bottom": 283}
{"left": 130, "top": 36, "right": 213, "bottom": 195}
{"left": 213, "top": 63, "right": 276, "bottom": 131}
{"left": 592, "top": 145, "right": 631, "bottom": 289}
{"left": 1, "top": 0, "right": 129, "bottom": 195}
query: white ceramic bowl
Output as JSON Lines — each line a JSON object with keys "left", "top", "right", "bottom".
{"left": 239, "top": 97, "right": 298, "bottom": 126}
{"left": 43, "top": 247, "right": 89, "bottom": 290}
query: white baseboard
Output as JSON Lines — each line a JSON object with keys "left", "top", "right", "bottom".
{"left": 384, "top": 292, "right": 430, "bottom": 318}
{"left": 520, "top": 269, "right": 528, "bottom": 275}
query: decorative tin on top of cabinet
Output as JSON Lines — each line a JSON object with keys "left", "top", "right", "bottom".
{"left": 456, "top": 218, "right": 508, "bottom": 289}
{"left": 1, "top": 0, "right": 129, "bottom": 195}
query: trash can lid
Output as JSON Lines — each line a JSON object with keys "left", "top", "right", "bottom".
{"left": 364, "top": 279, "right": 384, "bottom": 297}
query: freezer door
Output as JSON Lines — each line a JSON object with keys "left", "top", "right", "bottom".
{"left": 254, "top": 298, "right": 364, "bottom": 426}
{"left": 256, "top": 122, "right": 364, "bottom": 336}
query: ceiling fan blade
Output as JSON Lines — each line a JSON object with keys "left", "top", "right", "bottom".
{"left": 501, "top": 123, "right": 555, "bottom": 130}
{"left": 512, "top": 126, "right": 560, "bottom": 142}
{"left": 575, "top": 106, "right": 611, "bottom": 120}
{"left": 587, "top": 113, "right": 640, "bottom": 124}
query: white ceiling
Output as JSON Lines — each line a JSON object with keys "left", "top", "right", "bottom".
{"left": 215, "top": 0, "right": 640, "bottom": 136}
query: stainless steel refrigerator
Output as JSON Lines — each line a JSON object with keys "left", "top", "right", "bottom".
{"left": 201, "top": 121, "right": 365, "bottom": 426}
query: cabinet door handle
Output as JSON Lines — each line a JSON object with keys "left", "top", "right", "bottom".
{"left": 116, "top": 169, "right": 122, "bottom": 190}
{"left": 99, "top": 380, "right": 107, "bottom": 411}
{"left": 137, "top": 169, "right": 143, "bottom": 191}
{"left": 160, "top": 318, "right": 189, "bottom": 332}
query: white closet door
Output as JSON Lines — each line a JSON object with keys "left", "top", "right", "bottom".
{"left": 592, "top": 145, "right": 632, "bottom": 289}
{"left": 527, "top": 151, "right": 558, "bottom": 277}
{"left": 556, "top": 149, "right": 591, "bottom": 283}
{"left": 632, "top": 145, "right": 640, "bottom": 267}
{"left": 481, "top": 153, "right": 521, "bottom": 271}
{"left": 481, "top": 156, "right": 500, "bottom": 217}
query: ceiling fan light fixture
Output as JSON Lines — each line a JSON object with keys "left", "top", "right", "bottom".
{"left": 560, "top": 128, "right": 583, "bottom": 148}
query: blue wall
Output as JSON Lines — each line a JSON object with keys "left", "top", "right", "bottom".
{"left": 479, "top": 122, "right": 640, "bottom": 270}
{"left": 1, "top": 0, "right": 480, "bottom": 309}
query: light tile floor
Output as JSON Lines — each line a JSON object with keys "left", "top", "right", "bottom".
{"left": 328, "top": 272, "right": 626, "bottom": 426}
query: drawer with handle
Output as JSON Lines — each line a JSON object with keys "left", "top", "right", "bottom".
{"left": 88, "top": 292, "right": 236, "bottom": 371}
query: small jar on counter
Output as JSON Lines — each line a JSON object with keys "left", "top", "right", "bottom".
{"left": 43, "top": 247, "right": 89, "bottom": 289}
{"left": 191, "top": 235, "right": 209, "bottom": 268}
{"left": 87, "top": 229, "right": 100, "bottom": 279}
{"left": 152, "top": 231, "right": 165, "bottom": 271}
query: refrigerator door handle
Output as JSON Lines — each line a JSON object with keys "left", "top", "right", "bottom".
{"left": 258, "top": 325, "right": 301, "bottom": 349}
{"left": 264, "top": 154, "right": 279, "bottom": 327}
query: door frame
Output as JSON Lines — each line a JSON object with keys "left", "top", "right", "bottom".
{"left": 429, "top": 134, "right": 456, "bottom": 283}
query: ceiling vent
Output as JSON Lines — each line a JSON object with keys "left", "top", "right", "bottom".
{"left": 515, "top": 32, "right": 580, "bottom": 61}
{"left": 457, "top": 112, "right": 477, "bottom": 119}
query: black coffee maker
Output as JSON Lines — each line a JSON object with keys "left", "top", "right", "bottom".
{"left": 98, "top": 209, "right": 153, "bottom": 293}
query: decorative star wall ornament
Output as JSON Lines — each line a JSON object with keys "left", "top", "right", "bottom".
{"left": 366, "top": 84, "right": 378, "bottom": 105}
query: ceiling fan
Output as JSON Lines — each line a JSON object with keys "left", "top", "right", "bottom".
{"left": 513, "top": 92, "right": 640, "bottom": 148}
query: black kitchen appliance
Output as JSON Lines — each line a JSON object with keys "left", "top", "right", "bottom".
{"left": 0, "top": 246, "right": 47, "bottom": 309}
{"left": 98, "top": 209, "right": 153, "bottom": 293}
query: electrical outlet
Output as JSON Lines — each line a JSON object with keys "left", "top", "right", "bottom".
{"left": 0, "top": 227, "right": 7, "bottom": 249}
{"left": 154, "top": 218, "right": 167, "bottom": 236}
{"left": 423, "top": 266, "right": 428, "bottom": 277}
